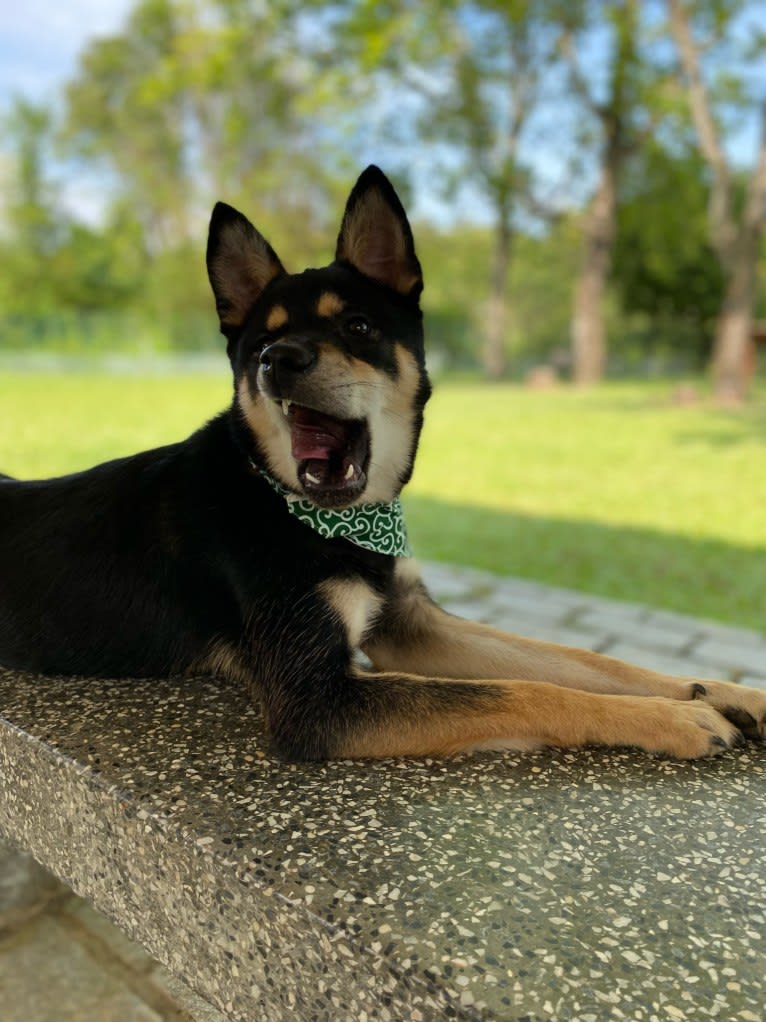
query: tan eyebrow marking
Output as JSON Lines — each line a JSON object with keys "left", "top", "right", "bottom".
{"left": 316, "top": 292, "right": 346, "bottom": 318}
{"left": 266, "top": 304, "right": 288, "bottom": 331}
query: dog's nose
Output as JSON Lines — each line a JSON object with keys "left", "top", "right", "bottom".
{"left": 260, "top": 339, "right": 317, "bottom": 383}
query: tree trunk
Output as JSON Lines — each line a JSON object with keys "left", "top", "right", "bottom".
{"left": 668, "top": 2, "right": 766, "bottom": 403}
{"left": 712, "top": 234, "right": 759, "bottom": 403}
{"left": 571, "top": 156, "right": 617, "bottom": 384}
{"left": 483, "top": 216, "right": 512, "bottom": 379}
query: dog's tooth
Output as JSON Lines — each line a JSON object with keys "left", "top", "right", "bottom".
{"left": 345, "top": 463, "right": 356, "bottom": 480}
{"left": 282, "top": 400, "right": 290, "bottom": 416}
{"left": 305, "top": 471, "right": 321, "bottom": 485}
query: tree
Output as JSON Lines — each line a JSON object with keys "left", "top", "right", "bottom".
{"left": 329, "top": 0, "right": 567, "bottom": 378}
{"left": 63, "top": 0, "right": 340, "bottom": 295}
{"left": 0, "top": 98, "right": 61, "bottom": 310}
{"left": 667, "top": 0, "right": 766, "bottom": 402}
{"left": 612, "top": 142, "right": 725, "bottom": 358}
{"left": 560, "top": 0, "right": 642, "bottom": 384}
{"left": 64, "top": 0, "right": 192, "bottom": 253}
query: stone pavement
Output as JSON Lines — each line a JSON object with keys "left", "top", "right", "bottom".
{"left": 422, "top": 562, "right": 766, "bottom": 690}
{"left": 0, "top": 561, "right": 764, "bottom": 1021}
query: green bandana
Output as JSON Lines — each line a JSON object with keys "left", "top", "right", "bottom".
{"left": 254, "top": 464, "right": 411, "bottom": 557}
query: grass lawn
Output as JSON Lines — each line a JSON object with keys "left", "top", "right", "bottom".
{"left": 1, "top": 371, "right": 763, "bottom": 629}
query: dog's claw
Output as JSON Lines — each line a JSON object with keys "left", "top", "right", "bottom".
{"left": 721, "top": 707, "right": 758, "bottom": 736}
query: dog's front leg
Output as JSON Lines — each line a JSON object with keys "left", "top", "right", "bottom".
{"left": 361, "top": 561, "right": 766, "bottom": 741}
{"left": 248, "top": 584, "right": 744, "bottom": 762}
{"left": 260, "top": 665, "right": 744, "bottom": 762}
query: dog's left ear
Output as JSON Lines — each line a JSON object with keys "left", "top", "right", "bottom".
{"left": 207, "top": 202, "right": 286, "bottom": 336}
{"left": 335, "top": 166, "right": 423, "bottom": 299}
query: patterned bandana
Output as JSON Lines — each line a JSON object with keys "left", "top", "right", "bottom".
{"left": 254, "top": 464, "right": 411, "bottom": 557}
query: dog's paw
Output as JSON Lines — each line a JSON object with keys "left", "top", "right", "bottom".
{"left": 628, "top": 698, "right": 744, "bottom": 759}
{"left": 686, "top": 680, "right": 766, "bottom": 742}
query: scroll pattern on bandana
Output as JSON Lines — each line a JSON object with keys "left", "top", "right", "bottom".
{"left": 287, "top": 497, "right": 410, "bottom": 556}
{"left": 256, "top": 466, "right": 411, "bottom": 557}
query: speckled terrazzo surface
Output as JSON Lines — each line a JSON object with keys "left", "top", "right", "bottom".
{"left": 1, "top": 570, "right": 765, "bottom": 1021}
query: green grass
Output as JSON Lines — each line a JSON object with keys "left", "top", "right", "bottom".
{"left": 1, "top": 372, "right": 764, "bottom": 629}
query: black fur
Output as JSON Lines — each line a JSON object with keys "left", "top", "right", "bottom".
{"left": 0, "top": 167, "right": 432, "bottom": 760}
{"left": 5, "top": 172, "right": 765, "bottom": 762}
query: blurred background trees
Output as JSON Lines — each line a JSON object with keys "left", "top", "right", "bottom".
{"left": 1, "top": 0, "right": 764, "bottom": 399}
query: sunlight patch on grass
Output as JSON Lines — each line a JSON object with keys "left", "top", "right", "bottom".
{"left": 409, "top": 381, "right": 765, "bottom": 548}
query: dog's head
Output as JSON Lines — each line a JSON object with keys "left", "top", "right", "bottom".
{"left": 206, "top": 166, "right": 431, "bottom": 509}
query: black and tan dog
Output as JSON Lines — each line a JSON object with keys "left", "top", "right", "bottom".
{"left": 1, "top": 167, "right": 764, "bottom": 760}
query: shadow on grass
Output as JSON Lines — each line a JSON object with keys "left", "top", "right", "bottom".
{"left": 673, "top": 411, "right": 766, "bottom": 448}
{"left": 403, "top": 495, "right": 765, "bottom": 631}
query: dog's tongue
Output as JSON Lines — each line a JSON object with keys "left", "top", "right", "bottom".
{"left": 290, "top": 407, "right": 348, "bottom": 462}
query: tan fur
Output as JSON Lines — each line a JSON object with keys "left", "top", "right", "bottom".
{"left": 338, "top": 675, "right": 741, "bottom": 760}
{"left": 317, "top": 578, "right": 383, "bottom": 647}
{"left": 266, "top": 304, "right": 288, "bottom": 331}
{"left": 364, "top": 559, "right": 676, "bottom": 693}
{"left": 316, "top": 292, "right": 346, "bottom": 318}
{"left": 357, "top": 560, "right": 766, "bottom": 760}
{"left": 194, "top": 639, "right": 253, "bottom": 688}
{"left": 362, "top": 345, "right": 421, "bottom": 503}
{"left": 237, "top": 377, "right": 300, "bottom": 489}
{"left": 244, "top": 340, "right": 419, "bottom": 506}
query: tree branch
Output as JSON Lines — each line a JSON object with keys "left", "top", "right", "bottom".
{"left": 667, "top": 0, "right": 735, "bottom": 260}
{"left": 744, "top": 100, "right": 766, "bottom": 237}
{"left": 558, "top": 27, "right": 606, "bottom": 120}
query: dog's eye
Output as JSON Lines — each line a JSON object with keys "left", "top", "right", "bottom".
{"left": 345, "top": 316, "right": 371, "bottom": 337}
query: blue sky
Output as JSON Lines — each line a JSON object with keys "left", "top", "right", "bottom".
{"left": 0, "top": 1, "right": 133, "bottom": 104}
{"left": 1, "top": 1, "right": 764, "bottom": 228}
{"left": 0, "top": 0, "right": 506, "bottom": 224}
{"left": 0, "top": 1, "right": 134, "bottom": 224}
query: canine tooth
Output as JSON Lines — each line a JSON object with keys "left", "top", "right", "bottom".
{"left": 345, "top": 463, "right": 356, "bottom": 480}
{"left": 305, "top": 471, "right": 321, "bottom": 485}
{"left": 282, "top": 400, "right": 290, "bottom": 416}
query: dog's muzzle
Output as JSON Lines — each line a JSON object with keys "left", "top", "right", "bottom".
{"left": 257, "top": 338, "right": 371, "bottom": 507}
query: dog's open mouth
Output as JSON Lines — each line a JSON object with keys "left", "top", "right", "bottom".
{"left": 281, "top": 401, "right": 369, "bottom": 503}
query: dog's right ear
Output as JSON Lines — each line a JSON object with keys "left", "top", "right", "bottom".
{"left": 206, "top": 203, "right": 286, "bottom": 336}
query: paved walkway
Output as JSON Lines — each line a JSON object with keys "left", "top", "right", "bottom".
{"left": 422, "top": 562, "right": 766, "bottom": 689}
{"left": 1, "top": 563, "right": 764, "bottom": 1021}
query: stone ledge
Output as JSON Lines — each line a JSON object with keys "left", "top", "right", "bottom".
{"left": 1, "top": 667, "right": 766, "bottom": 1021}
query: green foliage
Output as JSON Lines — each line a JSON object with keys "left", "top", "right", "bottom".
{"left": 508, "top": 221, "right": 582, "bottom": 363}
{"left": 1, "top": 0, "right": 764, "bottom": 372}
{"left": 416, "top": 216, "right": 590, "bottom": 370}
{"left": 613, "top": 143, "right": 725, "bottom": 358}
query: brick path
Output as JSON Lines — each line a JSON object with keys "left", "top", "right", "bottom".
{"left": 1, "top": 563, "right": 764, "bottom": 1021}
{"left": 421, "top": 562, "right": 766, "bottom": 689}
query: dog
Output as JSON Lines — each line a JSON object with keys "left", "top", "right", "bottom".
{"left": 1, "top": 166, "right": 764, "bottom": 761}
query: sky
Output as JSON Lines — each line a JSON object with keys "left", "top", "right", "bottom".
{"left": 0, "top": 0, "right": 467, "bottom": 224}
{"left": 0, "top": 1, "right": 138, "bottom": 225}
{"left": 1, "top": 1, "right": 764, "bottom": 229}
{"left": 0, "top": 0, "right": 507, "bottom": 225}
{"left": 0, "top": 0, "right": 134, "bottom": 104}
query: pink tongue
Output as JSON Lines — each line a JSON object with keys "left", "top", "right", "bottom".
{"left": 290, "top": 409, "right": 346, "bottom": 462}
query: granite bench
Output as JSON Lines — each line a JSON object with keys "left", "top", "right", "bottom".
{"left": 1, "top": 655, "right": 765, "bottom": 1021}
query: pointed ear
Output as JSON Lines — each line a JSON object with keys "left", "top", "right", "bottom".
{"left": 335, "top": 166, "right": 423, "bottom": 299}
{"left": 206, "top": 202, "right": 286, "bottom": 335}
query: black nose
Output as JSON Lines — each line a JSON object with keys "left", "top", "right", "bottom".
{"left": 260, "top": 339, "right": 317, "bottom": 381}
